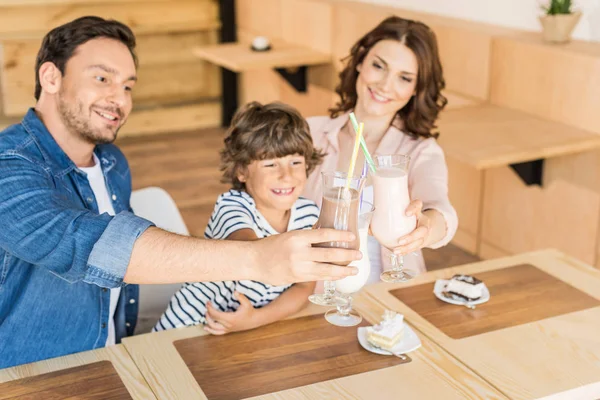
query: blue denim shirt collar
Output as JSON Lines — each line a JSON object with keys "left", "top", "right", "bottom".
{"left": 20, "top": 108, "right": 117, "bottom": 175}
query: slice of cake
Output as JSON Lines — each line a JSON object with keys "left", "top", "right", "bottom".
{"left": 443, "top": 274, "right": 484, "bottom": 302}
{"left": 366, "top": 310, "right": 404, "bottom": 351}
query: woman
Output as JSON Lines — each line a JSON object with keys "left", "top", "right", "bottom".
{"left": 304, "top": 16, "right": 458, "bottom": 281}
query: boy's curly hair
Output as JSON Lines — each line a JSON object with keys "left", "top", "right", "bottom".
{"left": 220, "top": 102, "right": 326, "bottom": 190}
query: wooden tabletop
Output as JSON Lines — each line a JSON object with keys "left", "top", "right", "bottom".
{"left": 365, "top": 249, "right": 600, "bottom": 400}
{"left": 192, "top": 41, "right": 331, "bottom": 72}
{"left": 123, "top": 297, "right": 506, "bottom": 399}
{"left": 437, "top": 105, "right": 600, "bottom": 169}
{"left": 174, "top": 313, "right": 410, "bottom": 400}
{"left": 0, "top": 344, "right": 156, "bottom": 399}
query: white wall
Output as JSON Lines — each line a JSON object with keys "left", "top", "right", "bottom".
{"left": 355, "top": 0, "right": 600, "bottom": 42}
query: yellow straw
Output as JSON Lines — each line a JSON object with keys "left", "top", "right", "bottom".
{"left": 346, "top": 122, "right": 363, "bottom": 189}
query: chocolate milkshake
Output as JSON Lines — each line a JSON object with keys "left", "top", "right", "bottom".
{"left": 313, "top": 187, "right": 360, "bottom": 266}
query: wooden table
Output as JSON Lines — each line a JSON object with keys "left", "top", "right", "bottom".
{"left": 365, "top": 249, "right": 600, "bottom": 400}
{"left": 193, "top": 41, "right": 331, "bottom": 73}
{"left": 438, "top": 104, "right": 600, "bottom": 170}
{"left": 0, "top": 344, "right": 156, "bottom": 399}
{"left": 122, "top": 297, "right": 506, "bottom": 399}
{"left": 438, "top": 103, "right": 600, "bottom": 257}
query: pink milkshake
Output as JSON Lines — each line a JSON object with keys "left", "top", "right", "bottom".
{"left": 371, "top": 167, "right": 416, "bottom": 249}
{"left": 370, "top": 154, "right": 417, "bottom": 282}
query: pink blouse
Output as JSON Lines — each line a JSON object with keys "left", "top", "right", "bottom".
{"left": 303, "top": 112, "right": 458, "bottom": 276}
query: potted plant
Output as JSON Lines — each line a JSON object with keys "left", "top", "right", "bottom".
{"left": 539, "top": 0, "right": 582, "bottom": 43}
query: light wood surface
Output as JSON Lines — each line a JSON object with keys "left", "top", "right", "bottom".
{"left": 0, "top": 102, "right": 221, "bottom": 140}
{"left": 490, "top": 32, "right": 600, "bottom": 136}
{"left": 0, "top": 0, "right": 168, "bottom": 5}
{"left": 480, "top": 158, "right": 600, "bottom": 265}
{"left": 390, "top": 263, "right": 600, "bottom": 339}
{"left": 0, "top": 0, "right": 219, "bottom": 39}
{"left": 329, "top": 0, "right": 512, "bottom": 101}
{"left": 281, "top": 0, "right": 334, "bottom": 55}
{"left": 193, "top": 42, "right": 331, "bottom": 73}
{"left": 365, "top": 249, "right": 600, "bottom": 400}
{"left": 443, "top": 91, "right": 482, "bottom": 110}
{"left": 122, "top": 299, "right": 506, "bottom": 399}
{"left": 1, "top": 32, "right": 220, "bottom": 116}
{"left": 437, "top": 105, "right": 600, "bottom": 170}
{"left": 119, "top": 102, "right": 221, "bottom": 139}
{"left": 446, "top": 156, "right": 483, "bottom": 254}
{"left": 236, "top": 0, "right": 284, "bottom": 42}
{"left": 0, "top": 361, "right": 133, "bottom": 399}
{"left": 0, "top": 344, "right": 156, "bottom": 399}
{"left": 174, "top": 314, "right": 409, "bottom": 400}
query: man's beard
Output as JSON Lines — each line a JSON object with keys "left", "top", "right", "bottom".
{"left": 57, "top": 92, "right": 122, "bottom": 145}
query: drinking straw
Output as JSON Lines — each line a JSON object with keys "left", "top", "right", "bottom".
{"left": 359, "top": 161, "right": 368, "bottom": 208}
{"left": 349, "top": 112, "right": 376, "bottom": 173}
{"left": 346, "top": 122, "right": 364, "bottom": 190}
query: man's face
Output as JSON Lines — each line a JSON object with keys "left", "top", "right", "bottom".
{"left": 57, "top": 38, "right": 137, "bottom": 144}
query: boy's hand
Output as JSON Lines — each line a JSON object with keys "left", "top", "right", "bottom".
{"left": 204, "top": 292, "right": 259, "bottom": 335}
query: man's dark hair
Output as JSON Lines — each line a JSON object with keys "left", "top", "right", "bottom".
{"left": 34, "top": 16, "right": 138, "bottom": 100}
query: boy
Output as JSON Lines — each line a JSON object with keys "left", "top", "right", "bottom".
{"left": 155, "top": 102, "right": 325, "bottom": 334}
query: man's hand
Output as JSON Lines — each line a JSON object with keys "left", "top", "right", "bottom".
{"left": 250, "top": 228, "right": 361, "bottom": 286}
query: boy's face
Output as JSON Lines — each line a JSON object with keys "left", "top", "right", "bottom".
{"left": 238, "top": 153, "right": 308, "bottom": 213}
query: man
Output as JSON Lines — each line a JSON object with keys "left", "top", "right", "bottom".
{"left": 0, "top": 16, "right": 359, "bottom": 369}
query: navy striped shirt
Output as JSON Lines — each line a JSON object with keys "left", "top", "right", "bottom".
{"left": 154, "top": 190, "right": 319, "bottom": 331}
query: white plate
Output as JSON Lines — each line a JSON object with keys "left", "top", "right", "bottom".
{"left": 433, "top": 279, "right": 490, "bottom": 306}
{"left": 357, "top": 322, "right": 421, "bottom": 355}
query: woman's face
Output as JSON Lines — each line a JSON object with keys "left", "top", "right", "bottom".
{"left": 355, "top": 39, "right": 418, "bottom": 120}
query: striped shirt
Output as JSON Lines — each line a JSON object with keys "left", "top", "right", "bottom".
{"left": 154, "top": 190, "right": 319, "bottom": 331}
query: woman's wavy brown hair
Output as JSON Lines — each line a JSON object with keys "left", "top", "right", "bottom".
{"left": 220, "top": 101, "right": 326, "bottom": 190}
{"left": 330, "top": 16, "right": 447, "bottom": 140}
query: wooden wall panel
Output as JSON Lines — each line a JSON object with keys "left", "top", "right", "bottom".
{"left": 331, "top": 4, "right": 389, "bottom": 72}
{"left": 446, "top": 157, "right": 482, "bottom": 254}
{"left": 236, "top": 0, "right": 283, "bottom": 40}
{"left": 279, "top": 82, "right": 337, "bottom": 118}
{"left": 0, "top": 1, "right": 218, "bottom": 38}
{"left": 281, "top": 0, "right": 333, "bottom": 54}
{"left": 480, "top": 157, "right": 600, "bottom": 265}
{"left": 434, "top": 24, "right": 492, "bottom": 101}
{"left": 1, "top": 31, "right": 220, "bottom": 116}
{"left": 121, "top": 102, "right": 221, "bottom": 138}
{"left": 490, "top": 34, "right": 600, "bottom": 136}
{"left": 330, "top": 2, "right": 507, "bottom": 101}
{"left": 239, "top": 69, "right": 282, "bottom": 105}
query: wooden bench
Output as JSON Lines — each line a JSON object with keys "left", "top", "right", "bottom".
{"left": 438, "top": 105, "right": 600, "bottom": 256}
{"left": 0, "top": 0, "right": 222, "bottom": 137}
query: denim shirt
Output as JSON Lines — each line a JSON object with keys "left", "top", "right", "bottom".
{"left": 0, "top": 109, "right": 154, "bottom": 369}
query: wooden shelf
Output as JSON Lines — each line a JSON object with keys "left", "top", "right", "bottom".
{"left": 443, "top": 90, "right": 482, "bottom": 110}
{"left": 193, "top": 41, "right": 331, "bottom": 72}
{"left": 438, "top": 105, "right": 600, "bottom": 170}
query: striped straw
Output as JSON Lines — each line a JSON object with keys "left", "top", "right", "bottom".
{"left": 349, "top": 112, "right": 376, "bottom": 173}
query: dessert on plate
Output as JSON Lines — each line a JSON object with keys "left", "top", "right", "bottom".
{"left": 443, "top": 274, "right": 484, "bottom": 302}
{"left": 366, "top": 310, "right": 404, "bottom": 351}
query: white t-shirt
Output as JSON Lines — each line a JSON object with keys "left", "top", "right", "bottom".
{"left": 79, "top": 154, "right": 121, "bottom": 346}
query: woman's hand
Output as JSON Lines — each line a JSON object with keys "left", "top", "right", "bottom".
{"left": 204, "top": 292, "right": 258, "bottom": 335}
{"left": 392, "top": 200, "right": 432, "bottom": 256}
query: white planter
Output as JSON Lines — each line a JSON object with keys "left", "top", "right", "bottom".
{"left": 539, "top": 11, "right": 582, "bottom": 44}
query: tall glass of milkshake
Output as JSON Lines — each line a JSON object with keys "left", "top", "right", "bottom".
{"left": 325, "top": 201, "right": 374, "bottom": 327}
{"left": 308, "top": 171, "right": 365, "bottom": 306}
{"left": 370, "top": 154, "right": 417, "bottom": 283}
